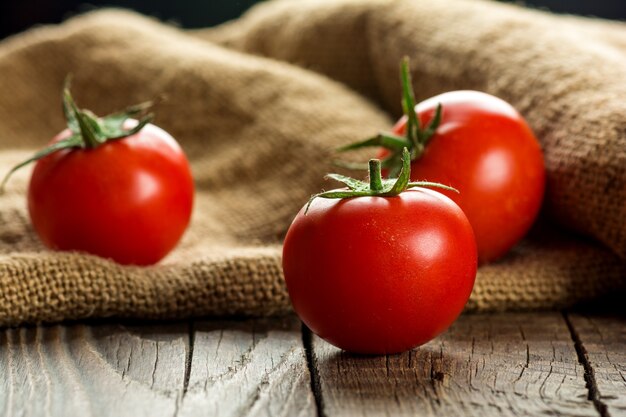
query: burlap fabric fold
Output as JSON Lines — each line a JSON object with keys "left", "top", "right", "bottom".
{"left": 0, "top": 0, "right": 624, "bottom": 327}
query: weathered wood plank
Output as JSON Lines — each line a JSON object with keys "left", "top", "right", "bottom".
{"left": 310, "top": 312, "right": 598, "bottom": 417}
{"left": 0, "top": 322, "right": 189, "bottom": 417}
{"left": 0, "top": 317, "right": 315, "bottom": 417}
{"left": 3, "top": 313, "right": 620, "bottom": 417}
{"left": 179, "top": 317, "right": 316, "bottom": 417}
{"left": 568, "top": 313, "right": 626, "bottom": 416}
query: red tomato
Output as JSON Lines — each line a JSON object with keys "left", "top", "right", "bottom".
{"left": 283, "top": 188, "right": 477, "bottom": 354}
{"left": 28, "top": 121, "right": 194, "bottom": 265}
{"left": 391, "top": 91, "right": 545, "bottom": 263}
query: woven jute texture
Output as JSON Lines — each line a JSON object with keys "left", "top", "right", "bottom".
{"left": 0, "top": 0, "right": 625, "bottom": 327}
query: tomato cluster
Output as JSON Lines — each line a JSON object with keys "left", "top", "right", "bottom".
{"left": 2, "top": 58, "right": 545, "bottom": 355}
{"left": 282, "top": 58, "right": 545, "bottom": 353}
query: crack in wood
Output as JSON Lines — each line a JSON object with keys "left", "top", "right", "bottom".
{"left": 563, "top": 312, "right": 611, "bottom": 417}
{"left": 302, "top": 324, "right": 325, "bottom": 417}
{"left": 182, "top": 320, "right": 194, "bottom": 395}
{"left": 151, "top": 344, "right": 159, "bottom": 389}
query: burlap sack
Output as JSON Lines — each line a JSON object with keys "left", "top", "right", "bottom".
{"left": 0, "top": 0, "right": 624, "bottom": 327}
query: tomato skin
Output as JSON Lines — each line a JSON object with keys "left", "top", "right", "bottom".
{"left": 27, "top": 121, "right": 194, "bottom": 266}
{"left": 282, "top": 189, "right": 477, "bottom": 354}
{"left": 391, "top": 91, "right": 545, "bottom": 263}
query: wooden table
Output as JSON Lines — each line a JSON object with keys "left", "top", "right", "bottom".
{"left": 1, "top": 307, "right": 624, "bottom": 417}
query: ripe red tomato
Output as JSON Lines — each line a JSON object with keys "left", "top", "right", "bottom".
{"left": 27, "top": 121, "right": 194, "bottom": 266}
{"left": 283, "top": 158, "right": 477, "bottom": 354}
{"left": 392, "top": 91, "right": 545, "bottom": 262}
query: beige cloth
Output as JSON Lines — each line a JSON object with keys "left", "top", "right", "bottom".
{"left": 0, "top": 0, "right": 624, "bottom": 327}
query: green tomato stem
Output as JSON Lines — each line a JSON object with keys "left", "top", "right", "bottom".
{"left": 369, "top": 159, "right": 383, "bottom": 192}
{"left": 335, "top": 57, "right": 443, "bottom": 178}
{"left": 305, "top": 148, "right": 458, "bottom": 214}
{"left": 0, "top": 79, "right": 155, "bottom": 192}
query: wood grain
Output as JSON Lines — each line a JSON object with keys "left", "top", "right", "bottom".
{"left": 309, "top": 312, "right": 599, "bottom": 417}
{"left": 2, "top": 312, "right": 624, "bottom": 417}
{"left": 0, "top": 318, "right": 316, "bottom": 417}
{"left": 0, "top": 322, "right": 189, "bottom": 417}
{"left": 568, "top": 313, "right": 626, "bottom": 417}
{"left": 178, "top": 317, "right": 316, "bottom": 417}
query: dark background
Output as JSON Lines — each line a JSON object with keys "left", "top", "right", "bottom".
{"left": 0, "top": 0, "right": 624, "bottom": 40}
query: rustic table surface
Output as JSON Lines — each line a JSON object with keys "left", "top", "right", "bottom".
{"left": 1, "top": 304, "right": 624, "bottom": 417}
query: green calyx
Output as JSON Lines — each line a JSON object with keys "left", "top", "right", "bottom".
{"left": 336, "top": 56, "right": 442, "bottom": 177}
{"left": 0, "top": 78, "right": 154, "bottom": 192}
{"left": 305, "top": 148, "right": 457, "bottom": 213}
